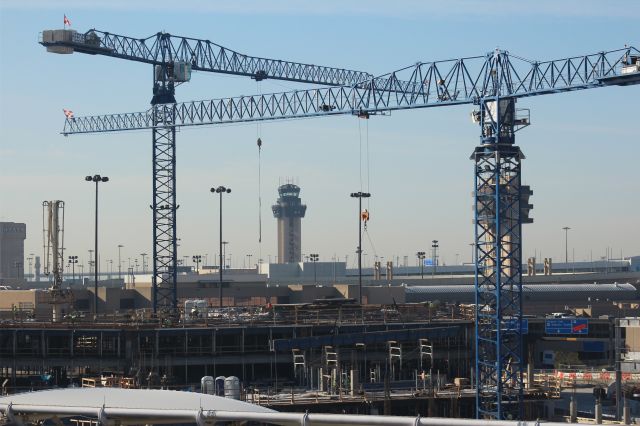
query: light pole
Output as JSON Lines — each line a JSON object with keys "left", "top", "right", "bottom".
{"left": 350, "top": 191, "right": 371, "bottom": 304}
{"left": 431, "top": 240, "right": 439, "bottom": 277}
{"left": 68, "top": 255, "right": 78, "bottom": 285}
{"left": 192, "top": 255, "right": 202, "bottom": 273}
{"left": 107, "top": 259, "right": 113, "bottom": 279}
{"left": 562, "top": 226, "right": 571, "bottom": 264}
{"left": 246, "top": 254, "right": 253, "bottom": 270}
{"left": 222, "top": 242, "right": 229, "bottom": 268}
{"left": 118, "top": 244, "right": 124, "bottom": 279}
{"left": 211, "top": 185, "right": 231, "bottom": 307}
{"left": 310, "top": 253, "right": 319, "bottom": 283}
{"left": 86, "top": 174, "right": 109, "bottom": 316}
{"left": 140, "top": 253, "right": 148, "bottom": 274}
{"left": 88, "top": 249, "right": 94, "bottom": 275}
{"left": 416, "top": 251, "right": 426, "bottom": 279}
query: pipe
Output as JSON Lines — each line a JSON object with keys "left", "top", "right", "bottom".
{"left": 0, "top": 404, "right": 579, "bottom": 426}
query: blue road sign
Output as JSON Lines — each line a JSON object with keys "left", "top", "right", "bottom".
{"left": 504, "top": 318, "right": 529, "bottom": 334}
{"left": 545, "top": 318, "right": 588, "bottom": 335}
{"left": 424, "top": 259, "right": 434, "bottom": 266}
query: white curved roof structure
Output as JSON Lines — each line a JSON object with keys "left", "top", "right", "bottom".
{"left": 0, "top": 387, "right": 578, "bottom": 426}
{"left": 0, "top": 388, "right": 274, "bottom": 424}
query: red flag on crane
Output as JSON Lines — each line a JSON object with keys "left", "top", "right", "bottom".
{"left": 64, "top": 15, "right": 71, "bottom": 27}
{"left": 63, "top": 109, "right": 74, "bottom": 119}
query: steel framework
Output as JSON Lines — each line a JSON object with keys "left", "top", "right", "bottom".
{"left": 472, "top": 98, "right": 525, "bottom": 419}
{"left": 59, "top": 47, "right": 639, "bottom": 134}
{"left": 41, "top": 29, "right": 372, "bottom": 85}
{"left": 41, "top": 30, "right": 640, "bottom": 418}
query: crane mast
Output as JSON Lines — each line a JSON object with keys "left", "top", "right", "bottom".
{"left": 41, "top": 27, "right": 640, "bottom": 418}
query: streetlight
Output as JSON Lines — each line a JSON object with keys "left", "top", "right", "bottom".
{"left": 85, "top": 173, "right": 109, "bottom": 316}
{"left": 68, "top": 255, "right": 78, "bottom": 285}
{"left": 431, "top": 240, "right": 439, "bottom": 276}
{"left": 107, "top": 259, "right": 113, "bottom": 279}
{"left": 350, "top": 191, "right": 371, "bottom": 304}
{"left": 562, "top": 226, "right": 571, "bottom": 264}
{"left": 140, "top": 253, "right": 148, "bottom": 274}
{"left": 416, "top": 251, "right": 426, "bottom": 279}
{"left": 246, "top": 254, "right": 253, "bottom": 270}
{"left": 192, "top": 255, "right": 202, "bottom": 273}
{"left": 118, "top": 244, "right": 124, "bottom": 279}
{"left": 310, "top": 253, "right": 319, "bottom": 283}
{"left": 211, "top": 185, "right": 231, "bottom": 307}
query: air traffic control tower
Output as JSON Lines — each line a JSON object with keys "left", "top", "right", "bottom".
{"left": 272, "top": 184, "right": 307, "bottom": 264}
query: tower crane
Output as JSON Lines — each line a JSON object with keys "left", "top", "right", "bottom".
{"left": 40, "top": 28, "right": 375, "bottom": 319}
{"left": 40, "top": 28, "right": 640, "bottom": 419}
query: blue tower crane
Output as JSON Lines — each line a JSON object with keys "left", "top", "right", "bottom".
{"left": 41, "top": 29, "right": 640, "bottom": 419}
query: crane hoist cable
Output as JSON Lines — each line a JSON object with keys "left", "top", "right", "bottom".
{"left": 365, "top": 118, "right": 371, "bottom": 209}
{"left": 357, "top": 115, "right": 375, "bottom": 258}
{"left": 256, "top": 81, "right": 263, "bottom": 261}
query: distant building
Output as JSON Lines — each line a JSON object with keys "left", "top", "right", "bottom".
{"left": 272, "top": 183, "right": 307, "bottom": 264}
{"left": 0, "top": 222, "right": 26, "bottom": 283}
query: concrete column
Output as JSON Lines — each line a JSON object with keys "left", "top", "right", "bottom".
{"left": 595, "top": 399, "right": 602, "bottom": 424}
{"left": 526, "top": 363, "right": 532, "bottom": 389}
{"left": 350, "top": 369, "right": 359, "bottom": 396}
{"left": 569, "top": 395, "right": 577, "bottom": 423}
{"left": 318, "top": 368, "right": 323, "bottom": 392}
{"left": 623, "top": 397, "right": 631, "bottom": 425}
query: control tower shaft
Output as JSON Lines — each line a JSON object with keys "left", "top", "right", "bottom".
{"left": 272, "top": 184, "right": 307, "bottom": 264}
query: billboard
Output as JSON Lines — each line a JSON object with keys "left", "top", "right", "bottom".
{"left": 545, "top": 318, "right": 588, "bottom": 335}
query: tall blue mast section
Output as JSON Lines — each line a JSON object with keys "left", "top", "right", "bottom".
{"left": 41, "top": 29, "right": 640, "bottom": 419}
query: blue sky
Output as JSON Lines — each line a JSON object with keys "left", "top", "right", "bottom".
{"left": 1, "top": 0, "right": 638, "bottom": 272}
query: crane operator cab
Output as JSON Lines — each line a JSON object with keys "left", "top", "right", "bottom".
{"left": 622, "top": 54, "right": 640, "bottom": 75}
{"left": 597, "top": 50, "right": 640, "bottom": 86}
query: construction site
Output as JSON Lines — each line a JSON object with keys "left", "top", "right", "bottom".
{"left": 0, "top": 7, "right": 639, "bottom": 426}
